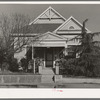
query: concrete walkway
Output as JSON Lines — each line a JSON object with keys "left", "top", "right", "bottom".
{"left": 41, "top": 68, "right": 54, "bottom": 75}
{"left": 41, "top": 68, "right": 55, "bottom": 84}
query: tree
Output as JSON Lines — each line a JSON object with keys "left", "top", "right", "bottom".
{"left": 65, "top": 19, "right": 100, "bottom": 77}
{"left": 0, "top": 13, "right": 31, "bottom": 71}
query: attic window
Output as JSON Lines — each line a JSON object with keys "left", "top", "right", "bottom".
{"left": 69, "top": 26, "right": 74, "bottom": 30}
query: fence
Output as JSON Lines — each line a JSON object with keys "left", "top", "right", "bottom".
{"left": 0, "top": 74, "right": 42, "bottom": 85}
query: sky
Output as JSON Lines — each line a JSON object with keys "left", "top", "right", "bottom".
{"left": 0, "top": 4, "right": 100, "bottom": 39}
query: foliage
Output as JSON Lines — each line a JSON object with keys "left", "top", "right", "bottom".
{"left": 20, "top": 57, "right": 28, "bottom": 72}
{"left": 8, "top": 58, "right": 19, "bottom": 72}
{"left": 0, "top": 13, "right": 30, "bottom": 72}
{"left": 35, "top": 57, "right": 44, "bottom": 73}
{"left": 1, "top": 62, "right": 9, "bottom": 71}
{"left": 61, "top": 20, "right": 100, "bottom": 77}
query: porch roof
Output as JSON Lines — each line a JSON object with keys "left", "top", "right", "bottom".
{"left": 29, "top": 31, "right": 67, "bottom": 47}
{"left": 33, "top": 31, "right": 67, "bottom": 41}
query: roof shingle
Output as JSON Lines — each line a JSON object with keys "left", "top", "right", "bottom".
{"left": 14, "top": 24, "right": 61, "bottom": 34}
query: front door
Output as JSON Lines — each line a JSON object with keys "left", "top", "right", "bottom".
{"left": 45, "top": 48, "right": 53, "bottom": 67}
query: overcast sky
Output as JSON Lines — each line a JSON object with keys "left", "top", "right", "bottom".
{"left": 0, "top": 4, "right": 100, "bottom": 39}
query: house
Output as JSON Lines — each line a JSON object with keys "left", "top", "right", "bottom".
{"left": 13, "top": 6, "right": 91, "bottom": 73}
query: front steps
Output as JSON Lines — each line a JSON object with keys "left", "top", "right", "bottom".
{"left": 41, "top": 68, "right": 55, "bottom": 84}
{"left": 41, "top": 68, "right": 54, "bottom": 75}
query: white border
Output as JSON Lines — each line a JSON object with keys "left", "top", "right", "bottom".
{"left": 0, "top": 1, "right": 100, "bottom": 4}
{"left": 0, "top": 89, "right": 100, "bottom": 98}
{"left": 0, "top": 1, "right": 100, "bottom": 98}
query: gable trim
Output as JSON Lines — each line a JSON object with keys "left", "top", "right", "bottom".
{"left": 34, "top": 31, "right": 67, "bottom": 40}
{"left": 54, "top": 16, "right": 91, "bottom": 33}
{"left": 29, "top": 6, "right": 66, "bottom": 25}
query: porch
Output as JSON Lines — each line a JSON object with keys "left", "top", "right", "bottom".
{"left": 26, "top": 47, "right": 64, "bottom": 68}
{"left": 25, "top": 32, "right": 67, "bottom": 75}
{"left": 14, "top": 32, "right": 68, "bottom": 75}
{"left": 25, "top": 46, "right": 64, "bottom": 76}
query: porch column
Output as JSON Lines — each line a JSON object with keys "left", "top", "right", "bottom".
{"left": 64, "top": 43, "right": 68, "bottom": 56}
{"left": 32, "top": 44, "right": 35, "bottom": 74}
{"left": 44, "top": 48, "right": 45, "bottom": 68}
{"left": 24, "top": 45, "right": 27, "bottom": 59}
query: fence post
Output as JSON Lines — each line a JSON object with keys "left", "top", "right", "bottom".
{"left": 56, "top": 65, "right": 59, "bottom": 75}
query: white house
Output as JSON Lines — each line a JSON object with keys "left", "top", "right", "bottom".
{"left": 14, "top": 6, "right": 91, "bottom": 72}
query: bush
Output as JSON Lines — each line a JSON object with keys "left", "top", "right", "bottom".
{"left": 60, "top": 56, "right": 100, "bottom": 77}
{"left": 9, "top": 58, "right": 19, "bottom": 72}
{"left": 1, "top": 62, "right": 9, "bottom": 71}
{"left": 60, "top": 58, "right": 85, "bottom": 76}
{"left": 20, "top": 58, "right": 28, "bottom": 72}
{"left": 35, "top": 57, "right": 44, "bottom": 73}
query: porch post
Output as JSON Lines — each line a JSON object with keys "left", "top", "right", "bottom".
{"left": 44, "top": 48, "right": 45, "bottom": 68}
{"left": 64, "top": 42, "right": 68, "bottom": 56}
{"left": 32, "top": 44, "right": 35, "bottom": 74}
{"left": 24, "top": 45, "right": 27, "bottom": 59}
{"left": 32, "top": 45, "right": 34, "bottom": 60}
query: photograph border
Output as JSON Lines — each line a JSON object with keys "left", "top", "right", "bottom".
{"left": 0, "top": 1, "right": 100, "bottom": 98}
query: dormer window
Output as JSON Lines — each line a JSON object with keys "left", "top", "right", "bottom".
{"left": 69, "top": 26, "right": 74, "bottom": 30}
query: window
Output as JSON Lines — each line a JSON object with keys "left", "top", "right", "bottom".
{"left": 69, "top": 26, "right": 74, "bottom": 30}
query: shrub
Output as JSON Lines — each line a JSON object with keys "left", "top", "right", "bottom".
{"left": 20, "top": 57, "right": 28, "bottom": 72}
{"left": 1, "top": 62, "right": 9, "bottom": 71}
{"left": 60, "top": 58, "right": 76, "bottom": 75}
{"left": 8, "top": 58, "right": 19, "bottom": 72}
{"left": 60, "top": 58, "right": 86, "bottom": 76}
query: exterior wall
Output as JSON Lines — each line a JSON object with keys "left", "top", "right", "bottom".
{"left": 14, "top": 46, "right": 26, "bottom": 62}
{"left": 13, "top": 36, "right": 31, "bottom": 62}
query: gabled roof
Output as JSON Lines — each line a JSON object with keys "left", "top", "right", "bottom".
{"left": 54, "top": 16, "right": 91, "bottom": 33}
{"left": 34, "top": 31, "right": 67, "bottom": 41}
{"left": 13, "top": 23, "right": 61, "bottom": 34}
{"left": 29, "top": 6, "right": 66, "bottom": 25}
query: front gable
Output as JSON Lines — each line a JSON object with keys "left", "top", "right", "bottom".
{"left": 34, "top": 31, "right": 67, "bottom": 41}
{"left": 30, "top": 31, "right": 67, "bottom": 47}
{"left": 54, "top": 16, "right": 91, "bottom": 34}
{"left": 59, "top": 19, "right": 82, "bottom": 30}
{"left": 29, "top": 6, "right": 66, "bottom": 24}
